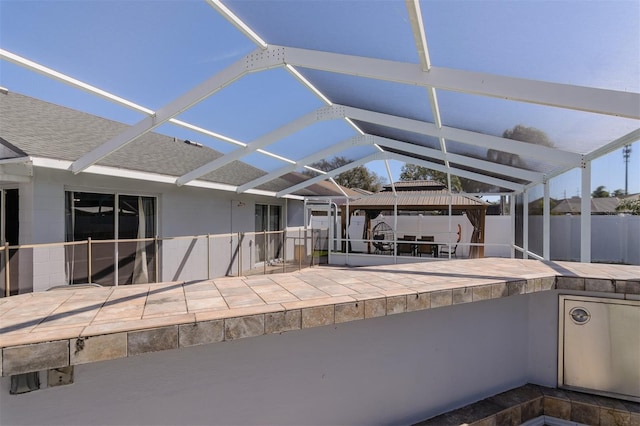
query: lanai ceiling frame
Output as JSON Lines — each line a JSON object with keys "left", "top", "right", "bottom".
{"left": 3, "top": 2, "right": 637, "bottom": 199}
{"left": 65, "top": 0, "right": 638, "bottom": 197}
{"left": 0, "top": 49, "right": 555, "bottom": 195}
{"left": 4, "top": 47, "right": 521, "bottom": 194}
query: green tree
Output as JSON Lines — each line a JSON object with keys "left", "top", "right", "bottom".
{"left": 305, "top": 156, "right": 385, "bottom": 192}
{"left": 399, "top": 164, "right": 462, "bottom": 191}
{"left": 400, "top": 125, "right": 553, "bottom": 194}
{"left": 612, "top": 189, "right": 626, "bottom": 197}
{"left": 487, "top": 124, "right": 554, "bottom": 167}
{"left": 399, "top": 164, "right": 495, "bottom": 193}
{"left": 616, "top": 199, "right": 640, "bottom": 215}
{"left": 591, "top": 186, "right": 610, "bottom": 198}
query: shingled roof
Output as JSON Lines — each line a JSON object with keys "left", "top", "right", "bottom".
{"left": 0, "top": 90, "right": 345, "bottom": 197}
{"left": 550, "top": 196, "right": 630, "bottom": 215}
{"left": 347, "top": 190, "right": 487, "bottom": 210}
{"left": 382, "top": 180, "right": 447, "bottom": 192}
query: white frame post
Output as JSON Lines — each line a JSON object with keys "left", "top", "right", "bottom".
{"left": 581, "top": 160, "right": 592, "bottom": 262}
{"left": 543, "top": 181, "right": 551, "bottom": 260}
{"left": 510, "top": 195, "right": 516, "bottom": 258}
{"left": 523, "top": 190, "right": 529, "bottom": 259}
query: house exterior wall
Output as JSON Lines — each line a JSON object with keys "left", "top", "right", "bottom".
{"left": 15, "top": 168, "right": 296, "bottom": 290}
{"left": 0, "top": 292, "right": 558, "bottom": 425}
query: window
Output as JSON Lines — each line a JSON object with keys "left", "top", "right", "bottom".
{"left": 255, "top": 204, "right": 281, "bottom": 232}
{"left": 65, "top": 191, "right": 156, "bottom": 285}
{"left": 255, "top": 204, "right": 282, "bottom": 263}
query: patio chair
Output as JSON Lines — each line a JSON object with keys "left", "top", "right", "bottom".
{"left": 372, "top": 234, "right": 392, "bottom": 254}
{"left": 397, "top": 235, "right": 416, "bottom": 256}
{"left": 417, "top": 236, "right": 436, "bottom": 257}
{"left": 439, "top": 244, "right": 458, "bottom": 258}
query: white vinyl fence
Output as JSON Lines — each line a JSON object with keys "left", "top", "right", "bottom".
{"left": 318, "top": 215, "right": 639, "bottom": 265}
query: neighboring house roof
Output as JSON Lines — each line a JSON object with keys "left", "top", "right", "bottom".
{"left": 346, "top": 190, "right": 487, "bottom": 210}
{"left": 0, "top": 90, "right": 346, "bottom": 197}
{"left": 382, "top": 180, "right": 446, "bottom": 192}
{"left": 551, "top": 197, "right": 624, "bottom": 215}
{"left": 349, "top": 187, "right": 374, "bottom": 196}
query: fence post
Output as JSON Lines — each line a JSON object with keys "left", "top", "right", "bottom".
{"left": 263, "top": 229, "right": 267, "bottom": 275}
{"left": 207, "top": 234, "right": 211, "bottom": 280}
{"left": 4, "top": 242, "right": 9, "bottom": 297}
{"left": 154, "top": 235, "right": 159, "bottom": 283}
{"left": 282, "top": 230, "right": 286, "bottom": 273}
{"left": 238, "top": 232, "right": 242, "bottom": 277}
{"left": 87, "top": 237, "right": 92, "bottom": 284}
{"left": 311, "top": 228, "right": 314, "bottom": 268}
{"left": 298, "top": 228, "right": 302, "bottom": 271}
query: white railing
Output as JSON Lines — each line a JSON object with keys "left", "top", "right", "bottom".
{"left": 1, "top": 229, "right": 328, "bottom": 296}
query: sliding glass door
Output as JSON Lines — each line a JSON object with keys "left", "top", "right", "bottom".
{"left": 65, "top": 191, "right": 156, "bottom": 285}
{"left": 254, "top": 204, "right": 282, "bottom": 263}
{"left": 0, "top": 189, "right": 21, "bottom": 295}
{"left": 118, "top": 195, "right": 156, "bottom": 285}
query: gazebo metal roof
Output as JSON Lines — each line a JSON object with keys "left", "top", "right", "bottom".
{"left": 346, "top": 191, "right": 486, "bottom": 210}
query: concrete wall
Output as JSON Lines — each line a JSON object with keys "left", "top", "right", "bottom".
{"left": 0, "top": 292, "right": 558, "bottom": 426}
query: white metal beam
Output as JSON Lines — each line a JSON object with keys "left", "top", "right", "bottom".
{"left": 389, "top": 152, "right": 525, "bottom": 192}
{"left": 329, "top": 177, "right": 349, "bottom": 197}
{"left": 0, "top": 49, "right": 154, "bottom": 114}
{"left": 341, "top": 105, "right": 582, "bottom": 165}
{"left": 583, "top": 128, "right": 640, "bottom": 162}
{"left": 70, "top": 57, "right": 249, "bottom": 173}
{"left": 528, "top": 128, "right": 639, "bottom": 192}
{"left": 176, "top": 105, "right": 340, "bottom": 186}
{"left": 285, "top": 64, "right": 333, "bottom": 105}
{"left": 237, "top": 135, "right": 370, "bottom": 193}
{"left": 1, "top": 49, "right": 252, "bottom": 150}
{"left": 70, "top": 48, "right": 276, "bottom": 174}
{"left": 405, "top": 0, "right": 454, "bottom": 179}
{"left": 276, "top": 152, "right": 385, "bottom": 197}
{"left": 281, "top": 46, "right": 640, "bottom": 119}
{"left": 206, "top": 0, "right": 268, "bottom": 49}
{"left": 405, "top": 0, "right": 431, "bottom": 71}
{"left": 374, "top": 134, "right": 544, "bottom": 183}
{"left": 237, "top": 131, "right": 541, "bottom": 194}
{"left": 384, "top": 160, "right": 396, "bottom": 195}
{"left": 446, "top": 152, "right": 543, "bottom": 183}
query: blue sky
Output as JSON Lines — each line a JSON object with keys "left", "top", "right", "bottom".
{"left": 0, "top": 0, "right": 638, "bottom": 199}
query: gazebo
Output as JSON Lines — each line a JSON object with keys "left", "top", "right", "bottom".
{"left": 340, "top": 181, "right": 488, "bottom": 258}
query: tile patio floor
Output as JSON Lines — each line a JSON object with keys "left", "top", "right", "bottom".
{"left": 1, "top": 258, "right": 638, "bottom": 351}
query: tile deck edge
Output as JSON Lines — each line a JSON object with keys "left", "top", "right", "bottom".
{"left": 1, "top": 273, "right": 639, "bottom": 377}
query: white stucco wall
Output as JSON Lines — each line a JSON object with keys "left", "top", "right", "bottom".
{"left": 0, "top": 292, "right": 559, "bottom": 425}
{"left": 17, "top": 168, "right": 295, "bottom": 290}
